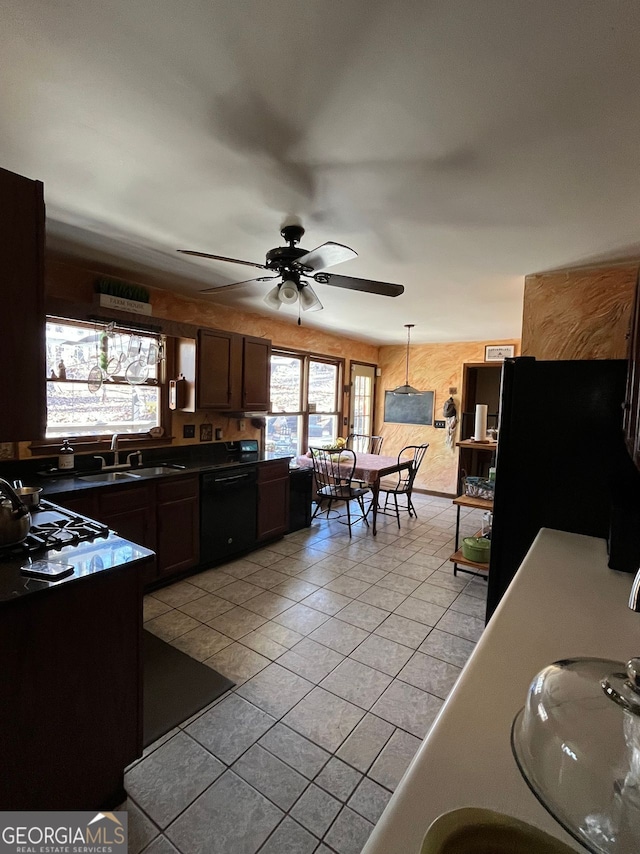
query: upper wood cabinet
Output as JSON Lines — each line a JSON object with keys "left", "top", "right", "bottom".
{"left": 242, "top": 335, "right": 271, "bottom": 411}
{"left": 197, "top": 328, "right": 242, "bottom": 410}
{"left": 0, "top": 167, "right": 46, "bottom": 442}
{"left": 192, "top": 328, "right": 271, "bottom": 412}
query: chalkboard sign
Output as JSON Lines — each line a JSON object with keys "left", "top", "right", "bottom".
{"left": 384, "top": 390, "right": 434, "bottom": 425}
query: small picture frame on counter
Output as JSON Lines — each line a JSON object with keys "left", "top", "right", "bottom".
{"left": 485, "top": 345, "right": 515, "bottom": 362}
{"left": 199, "top": 422, "right": 213, "bottom": 442}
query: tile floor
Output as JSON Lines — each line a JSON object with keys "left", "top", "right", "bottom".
{"left": 124, "top": 493, "right": 489, "bottom": 854}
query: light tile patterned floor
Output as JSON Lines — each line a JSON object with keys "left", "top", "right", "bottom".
{"left": 125, "top": 494, "right": 488, "bottom": 854}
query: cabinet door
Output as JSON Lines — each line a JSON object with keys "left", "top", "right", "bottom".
{"left": 156, "top": 476, "right": 199, "bottom": 578}
{"left": 0, "top": 561, "right": 144, "bottom": 809}
{"left": 242, "top": 336, "right": 271, "bottom": 411}
{"left": 257, "top": 461, "right": 290, "bottom": 541}
{"left": 0, "top": 167, "right": 45, "bottom": 441}
{"left": 98, "top": 484, "right": 157, "bottom": 584}
{"left": 197, "top": 329, "right": 242, "bottom": 410}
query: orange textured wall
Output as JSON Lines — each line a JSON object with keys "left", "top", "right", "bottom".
{"left": 376, "top": 340, "right": 520, "bottom": 495}
{"left": 44, "top": 256, "right": 378, "bottom": 452}
{"left": 522, "top": 263, "right": 638, "bottom": 360}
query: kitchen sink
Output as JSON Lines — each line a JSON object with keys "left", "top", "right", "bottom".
{"left": 77, "top": 471, "right": 140, "bottom": 483}
{"left": 129, "top": 466, "right": 182, "bottom": 477}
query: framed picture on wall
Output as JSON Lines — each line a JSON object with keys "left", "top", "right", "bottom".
{"left": 199, "top": 422, "right": 213, "bottom": 442}
{"left": 485, "top": 345, "right": 515, "bottom": 362}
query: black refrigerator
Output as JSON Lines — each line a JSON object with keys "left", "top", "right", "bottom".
{"left": 486, "top": 356, "right": 636, "bottom": 620}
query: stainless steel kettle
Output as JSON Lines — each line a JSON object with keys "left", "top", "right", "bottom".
{"left": 0, "top": 478, "right": 31, "bottom": 546}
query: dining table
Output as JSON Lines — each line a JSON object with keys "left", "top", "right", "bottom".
{"left": 295, "top": 451, "right": 413, "bottom": 535}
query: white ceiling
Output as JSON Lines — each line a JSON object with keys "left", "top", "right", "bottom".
{"left": 2, "top": 1, "right": 640, "bottom": 344}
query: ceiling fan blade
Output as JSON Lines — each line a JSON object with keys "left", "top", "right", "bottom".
{"left": 178, "top": 250, "right": 268, "bottom": 270}
{"left": 313, "top": 272, "right": 404, "bottom": 297}
{"left": 199, "top": 275, "right": 277, "bottom": 294}
{"left": 295, "top": 242, "right": 357, "bottom": 272}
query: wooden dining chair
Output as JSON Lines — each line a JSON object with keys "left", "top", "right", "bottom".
{"left": 310, "top": 447, "right": 370, "bottom": 537}
{"left": 375, "top": 443, "right": 429, "bottom": 528}
{"left": 347, "top": 433, "right": 384, "bottom": 455}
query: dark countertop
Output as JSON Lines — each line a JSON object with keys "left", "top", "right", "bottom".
{"left": 35, "top": 452, "right": 294, "bottom": 498}
{"left": 0, "top": 527, "right": 154, "bottom": 605}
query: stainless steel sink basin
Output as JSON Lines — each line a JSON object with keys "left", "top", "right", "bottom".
{"left": 128, "top": 466, "right": 180, "bottom": 477}
{"left": 77, "top": 471, "right": 139, "bottom": 483}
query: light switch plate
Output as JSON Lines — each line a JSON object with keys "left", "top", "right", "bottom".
{"left": 434, "top": 420, "right": 446, "bottom": 428}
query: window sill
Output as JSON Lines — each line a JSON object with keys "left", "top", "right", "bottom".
{"left": 29, "top": 435, "right": 175, "bottom": 458}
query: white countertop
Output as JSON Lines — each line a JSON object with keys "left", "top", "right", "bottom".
{"left": 363, "top": 528, "right": 640, "bottom": 854}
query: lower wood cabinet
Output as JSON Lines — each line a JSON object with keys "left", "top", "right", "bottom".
{"left": 52, "top": 475, "right": 199, "bottom": 586}
{"left": 156, "top": 476, "right": 199, "bottom": 578}
{"left": 0, "top": 559, "right": 147, "bottom": 809}
{"left": 257, "top": 459, "right": 290, "bottom": 541}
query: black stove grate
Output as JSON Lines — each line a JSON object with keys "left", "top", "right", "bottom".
{"left": 0, "top": 501, "right": 111, "bottom": 560}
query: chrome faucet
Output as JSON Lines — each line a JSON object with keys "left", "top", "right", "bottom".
{"left": 111, "top": 433, "right": 121, "bottom": 466}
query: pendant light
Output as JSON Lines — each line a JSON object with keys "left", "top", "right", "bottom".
{"left": 392, "top": 324, "right": 421, "bottom": 395}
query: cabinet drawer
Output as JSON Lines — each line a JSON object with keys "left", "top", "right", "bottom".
{"left": 99, "top": 483, "right": 155, "bottom": 515}
{"left": 257, "top": 459, "right": 290, "bottom": 482}
{"left": 157, "top": 474, "right": 199, "bottom": 503}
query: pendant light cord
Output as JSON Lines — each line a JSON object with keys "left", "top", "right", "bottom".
{"left": 404, "top": 323, "right": 414, "bottom": 386}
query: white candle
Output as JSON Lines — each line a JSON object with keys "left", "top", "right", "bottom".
{"left": 474, "top": 404, "right": 488, "bottom": 441}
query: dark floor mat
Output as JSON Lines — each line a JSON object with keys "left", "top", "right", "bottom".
{"left": 143, "top": 630, "right": 235, "bottom": 747}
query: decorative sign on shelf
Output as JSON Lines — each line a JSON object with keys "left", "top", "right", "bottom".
{"left": 384, "top": 390, "right": 434, "bottom": 426}
{"left": 485, "top": 345, "right": 515, "bottom": 362}
{"left": 99, "top": 293, "right": 153, "bottom": 316}
{"left": 96, "top": 277, "right": 152, "bottom": 316}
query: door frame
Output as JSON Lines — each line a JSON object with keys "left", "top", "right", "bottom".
{"left": 348, "top": 360, "right": 379, "bottom": 437}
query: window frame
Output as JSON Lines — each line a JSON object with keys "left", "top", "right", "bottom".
{"left": 31, "top": 316, "right": 170, "bottom": 455}
{"left": 267, "top": 347, "right": 344, "bottom": 455}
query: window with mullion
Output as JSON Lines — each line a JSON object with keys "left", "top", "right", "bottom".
{"left": 45, "top": 317, "right": 163, "bottom": 439}
{"left": 266, "top": 351, "right": 341, "bottom": 457}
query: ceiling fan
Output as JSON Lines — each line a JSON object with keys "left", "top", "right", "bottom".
{"left": 177, "top": 224, "right": 404, "bottom": 322}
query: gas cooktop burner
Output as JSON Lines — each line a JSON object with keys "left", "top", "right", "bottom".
{"left": 0, "top": 501, "right": 111, "bottom": 559}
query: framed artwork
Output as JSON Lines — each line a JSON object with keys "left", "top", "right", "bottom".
{"left": 384, "top": 390, "right": 434, "bottom": 426}
{"left": 199, "top": 422, "right": 213, "bottom": 442}
{"left": 485, "top": 345, "right": 515, "bottom": 362}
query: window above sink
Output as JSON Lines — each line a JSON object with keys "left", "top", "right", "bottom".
{"left": 45, "top": 317, "right": 166, "bottom": 441}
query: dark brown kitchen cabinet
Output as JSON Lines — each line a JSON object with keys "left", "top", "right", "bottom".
{"left": 192, "top": 328, "right": 271, "bottom": 412}
{"left": 156, "top": 475, "right": 199, "bottom": 577}
{"left": 0, "top": 559, "right": 145, "bottom": 809}
{"left": 97, "top": 484, "right": 158, "bottom": 585}
{"left": 0, "top": 167, "right": 46, "bottom": 442}
{"left": 257, "top": 459, "right": 290, "bottom": 541}
{"left": 197, "top": 328, "right": 242, "bottom": 410}
{"left": 243, "top": 335, "right": 271, "bottom": 411}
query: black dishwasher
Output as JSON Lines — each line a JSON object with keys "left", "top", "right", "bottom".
{"left": 200, "top": 466, "right": 257, "bottom": 564}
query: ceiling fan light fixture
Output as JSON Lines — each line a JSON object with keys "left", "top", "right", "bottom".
{"left": 263, "top": 284, "right": 283, "bottom": 310}
{"left": 392, "top": 324, "right": 422, "bottom": 395}
{"left": 299, "top": 283, "right": 323, "bottom": 312}
{"left": 279, "top": 279, "right": 299, "bottom": 304}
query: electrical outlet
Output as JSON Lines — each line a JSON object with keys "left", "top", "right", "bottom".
{"left": 238, "top": 419, "right": 246, "bottom": 431}
{"left": 434, "top": 420, "right": 446, "bottom": 428}
{"left": 183, "top": 424, "right": 195, "bottom": 438}
{"left": 215, "top": 427, "right": 223, "bottom": 441}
